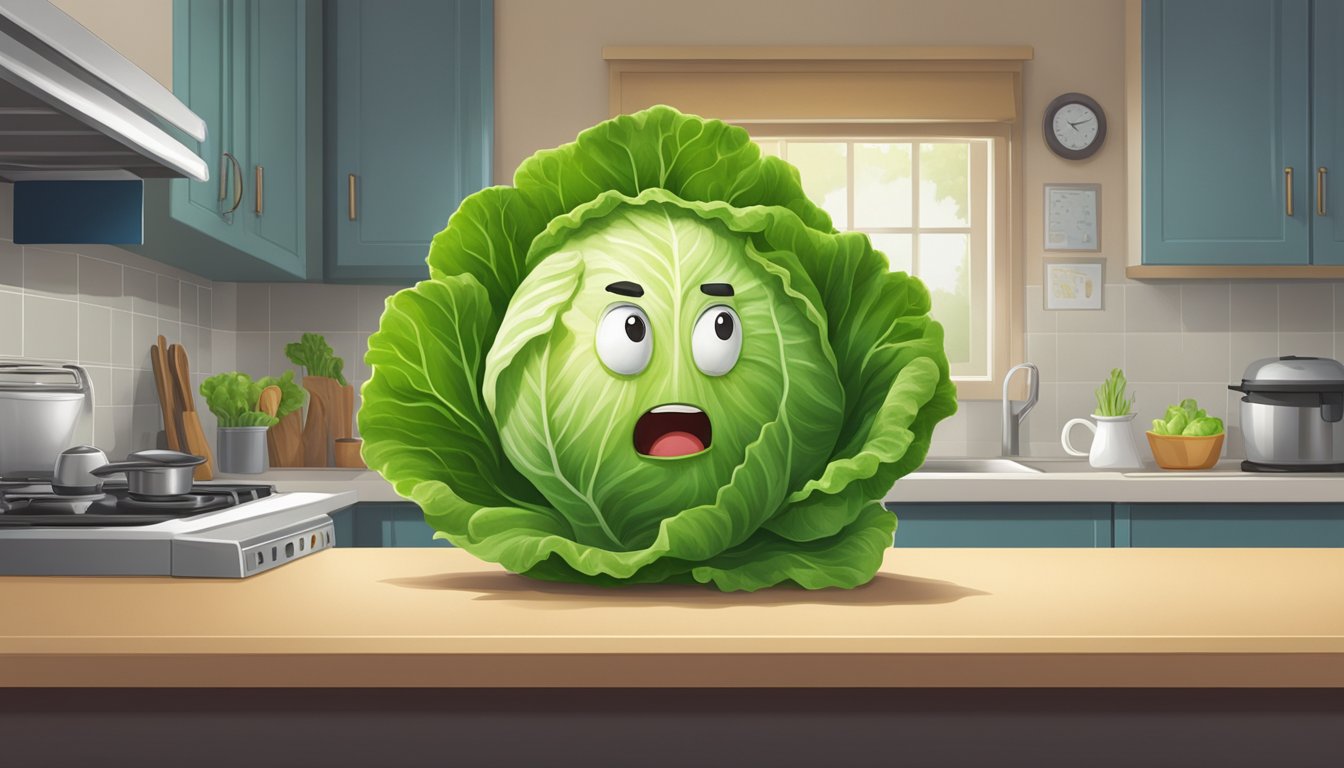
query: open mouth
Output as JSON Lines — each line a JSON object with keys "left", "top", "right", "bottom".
{"left": 634, "top": 404, "right": 712, "bottom": 458}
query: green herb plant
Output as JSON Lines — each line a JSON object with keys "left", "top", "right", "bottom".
{"left": 200, "top": 372, "right": 279, "bottom": 428}
{"left": 256, "top": 370, "right": 307, "bottom": 419}
{"left": 358, "top": 105, "right": 958, "bottom": 591}
{"left": 285, "top": 333, "right": 347, "bottom": 385}
{"left": 1094, "top": 368, "right": 1134, "bottom": 417}
{"left": 1151, "top": 398, "right": 1224, "bottom": 436}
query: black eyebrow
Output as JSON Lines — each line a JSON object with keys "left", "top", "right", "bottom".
{"left": 700, "top": 283, "right": 734, "bottom": 296}
{"left": 605, "top": 281, "right": 644, "bottom": 297}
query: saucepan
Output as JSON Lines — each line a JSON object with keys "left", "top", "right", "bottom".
{"left": 91, "top": 449, "right": 205, "bottom": 497}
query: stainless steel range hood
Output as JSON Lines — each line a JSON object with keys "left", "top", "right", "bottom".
{"left": 0, "top": 0, "right": 208, "bottom": 182}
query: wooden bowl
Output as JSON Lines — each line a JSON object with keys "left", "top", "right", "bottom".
{"left": 1145, "top": 431, "right": 1224, "bottom": 470}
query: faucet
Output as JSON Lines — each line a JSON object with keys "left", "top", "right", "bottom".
{"left": 1002, "top": 362, "right": 1039, "bottom": 457}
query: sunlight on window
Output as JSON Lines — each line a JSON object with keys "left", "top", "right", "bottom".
{"left": 757, "top": 136, "right": 990, "bottom": 380}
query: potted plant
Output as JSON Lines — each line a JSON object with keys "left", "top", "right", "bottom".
{"left": 285, "top": 333, "right": 351, "bottom": 466}
{"left": 1061, "top": 368, "right": 1144, "bottom": 469}
{"left": 200, "top": 372, "right": 278, "bottom": 474}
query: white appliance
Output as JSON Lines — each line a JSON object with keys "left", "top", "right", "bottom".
{"left": 0, "top": 0, "right": 207, "bottom": 181}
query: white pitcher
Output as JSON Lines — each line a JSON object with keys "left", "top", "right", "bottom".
{"left": 1061, "top": 414, "right": 1144, "bottom": 470}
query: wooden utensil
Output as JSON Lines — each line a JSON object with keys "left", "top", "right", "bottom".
{"left": 302, "top": 375, "right": 345, "bottom": 465}
{"left": 149, "top": 339, "right": 182, "bottom": 452}
{"left": 301, "top": 394, "right": 327, "bottom": 467}
{"left": 269, "top": 411, "right": 303, "bottom": 467}
{"left": 333, "top": 438, "right": 365, "bottom": 469}
{"left": 339, "top": 384, "right": 354, "bottom": 441}
{"left": 168, "top": 343, "right": 214, "bottom": 480}
{"left": 257, "top": 386, "right": 281, "bottom": 418}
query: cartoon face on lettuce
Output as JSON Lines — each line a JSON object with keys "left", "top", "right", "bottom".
{"left": 359, "top": 106, "right": 957, "bottom": 591}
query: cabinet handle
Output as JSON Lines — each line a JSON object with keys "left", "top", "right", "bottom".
{"left": 1318, "top": 166, "right": 1328, "bottom": 217}
{"left": 348, "top": 173, "right": 357, "bottom": 221}
{"left": 222, "top": 152, "right": 243, "bottom": 215}
{"left": 1285, "top": 166, "right": 1294, "bottom": 217}
{"left": 255, "top": 165, "right": 264, "bottom": 215}
{"left": 218, "top": 154, "right": 229, "bottom": 201}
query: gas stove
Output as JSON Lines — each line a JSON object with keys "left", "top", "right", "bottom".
{"left": 0, "top": 479, "right": 355, "bottom": 577}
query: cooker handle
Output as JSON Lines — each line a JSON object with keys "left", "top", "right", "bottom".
{"left": 1321, "top": 393, "right": 1343, "bottom": 423}
{"left": 90, "top": 455, "right": 206, "bottom": 477}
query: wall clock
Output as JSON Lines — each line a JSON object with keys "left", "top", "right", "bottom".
{"left": 1043, "top": 92, "right": 1107, "bottom": 160}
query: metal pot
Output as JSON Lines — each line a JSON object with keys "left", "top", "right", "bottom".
{"left": 1229, "top": 356, "right": 1344, "bottom": 470}
{"left": 52, "top": 445, "right": 109, "bottom": 495}
{"left": 90, "top": 450, "right": 204, "bottom": 497}
{"left": 0, "top": 363, "right": 92, "bottom": 478}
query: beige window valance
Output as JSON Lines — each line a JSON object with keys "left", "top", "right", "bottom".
{"left": 604, "top": 46, "right": 1032, "bottom": 123}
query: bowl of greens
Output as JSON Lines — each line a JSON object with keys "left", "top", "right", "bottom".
{"left": 1146, "top": 399, "right": 1225, "bottom": 470}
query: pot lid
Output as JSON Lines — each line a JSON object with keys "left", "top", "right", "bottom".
{"left": 126, "top": 449, "right": 204, "bottom": 467}
{"left": 1239, "top": 356, "right": 1344, "bottom": 388}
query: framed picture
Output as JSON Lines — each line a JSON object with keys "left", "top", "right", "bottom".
{"left": 1043, "top": 183, "right": 1100, "bottom": 251}
{"left": 1044, "top": 257, "right": 1105, "bottom": 310}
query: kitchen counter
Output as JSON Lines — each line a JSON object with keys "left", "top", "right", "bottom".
{"left": 223, "top": 459, "right": 1344, "bottom": 505}
{"left": 3, "top": 547, "right": 1342, "bottom": 688}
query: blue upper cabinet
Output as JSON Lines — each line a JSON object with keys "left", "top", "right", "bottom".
{"left": 1311, "top": 1, "right": 1344, "bottom": 264}
{"left": 137, "top": 0, "right": 319, "bottom": 281}
{"left": 1142, "top": 0, "right": 1311, "bottom": 265}
{"left": 324, "top": 0, "right": 494, "bottom": 283}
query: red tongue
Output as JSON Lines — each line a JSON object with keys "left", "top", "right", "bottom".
{"left": 648, "top": 431, "right": 705, "bottom": 457}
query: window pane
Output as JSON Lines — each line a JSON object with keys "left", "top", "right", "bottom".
{"left": 786, "top": 142, "right": 848, "bottom": 228}
{"left": 866, "top": 233, "right": 912, "bottom": 274}
{"left": 919, "top": 143, "right": 970, "bottom": 227}
{"left": 919, "top": 233, "right": 970, "bottom": 365}
{"left": 755, "top": 140, "right": 782, "bottom": 158}
{"left": 853, "top": 143, "right": 912, "bottom": 228}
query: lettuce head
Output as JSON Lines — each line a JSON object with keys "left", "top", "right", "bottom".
{"left": 359, "top": 105, "right": 957, "bottom": 591}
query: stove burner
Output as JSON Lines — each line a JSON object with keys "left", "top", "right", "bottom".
{"left": 0, "top": 483, "right": 274, "bottom": 527}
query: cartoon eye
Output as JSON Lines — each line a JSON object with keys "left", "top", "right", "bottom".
{"left": 596, "top": 304, "right": 653, "bottom": 375}
{"left": 692, "top": 305, "right": 741, "bottom": 376}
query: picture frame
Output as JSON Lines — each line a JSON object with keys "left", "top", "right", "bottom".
{"left": 1043, "top": 183, "right": 1101, "bottom": 252}
{"left": 1043, "top": 257, "right": 1105, "bottom": 311}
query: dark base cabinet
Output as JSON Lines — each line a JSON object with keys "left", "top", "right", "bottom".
{"left": 888, "top": 503, "right": 1113, "bottom": 547}
{"left": 1118, "top": 503, "right": 1344, "bottom": 548}
{"left": 329, "top": 503, "right": 449, "bottom": 547}
{"left": 334, "top": 501, "right": 1344, "bottom": 549}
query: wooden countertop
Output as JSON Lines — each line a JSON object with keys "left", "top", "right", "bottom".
{"left": 2, "top": 548, "right": 1341, "bottom": 688}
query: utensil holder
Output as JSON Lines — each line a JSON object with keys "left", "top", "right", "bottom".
{"left": 218, "top": 427, "right": 269, "bottom": 474}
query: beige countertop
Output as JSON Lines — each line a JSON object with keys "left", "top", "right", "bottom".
{"left": 221, "top": 459, "right": 1344, "bottom": 505}
{"left": 2, "top": 548, "right": 1341, "bottom": 688}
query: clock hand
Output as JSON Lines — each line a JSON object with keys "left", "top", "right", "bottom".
{"left": 1067, "top": 118, "right": 1095, "bottom": 128}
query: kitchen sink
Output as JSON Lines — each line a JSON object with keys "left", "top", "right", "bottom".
{"left": 913, "top": 458, "right": 1043, "bottom": 474}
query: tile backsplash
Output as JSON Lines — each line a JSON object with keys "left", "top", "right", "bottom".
{"left": 931, "top": 280, "right": 1340, "bottom": 460}
{"left": 0, "top": 235, "right": 236, "bottom": 460}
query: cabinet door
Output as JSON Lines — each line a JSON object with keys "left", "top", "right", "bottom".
{"left": 887, "top": 503, "right": 1114, "bottom": 547}
{"left": 1127, "top": 503, "right": 1344, "bottom": 546}
{"left": 169, "top": 0, "right": 238, "bottom": 241}
{"left": 326, "top": 0, "right": 493, "bottom": 282}
{"left": 239, "top": 0, "right": 311, "bottom": 276}
{"left": 1142, "top": 0, "right": 1310, "bottom": 265}
{"left": 1312, "top": 1, "right": 1344, "bottom": 264}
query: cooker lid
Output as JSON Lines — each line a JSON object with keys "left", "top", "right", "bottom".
{"left": 1235, "top": 355, "right": 1344, "bottom": 392}
{"left": 0, "top": 365, "right": 84, "bottom": 393}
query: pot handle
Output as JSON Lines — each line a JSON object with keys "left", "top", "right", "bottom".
{"left": 90, "top": 455, "right": 205, "bottom": 477}
{"left": 1322, "top": 393, "right": 1343, "bottom": 423}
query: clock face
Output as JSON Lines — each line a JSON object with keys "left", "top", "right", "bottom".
{"left": 1052, "top": 103, "right": 1100, "bottom": 151}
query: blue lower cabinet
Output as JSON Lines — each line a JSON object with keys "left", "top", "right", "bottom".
{"left": 329, "top": 502, "right": 451, "bottom": 547}
{"left": 886, "top": 503, "right": 1113, "bottom": 547}
{"left": 1121, "top": 503, "right": 1344, "bottom": 547}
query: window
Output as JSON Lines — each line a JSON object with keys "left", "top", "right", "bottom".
{"left": 754, "top": 137, "right": 994, "bottom": 381}
{"left": 604, "top": 46, "right": 1030, "bottom": 398}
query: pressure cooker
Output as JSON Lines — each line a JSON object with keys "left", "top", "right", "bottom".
{"left": 1229, "top": 356, "right": 1344, "bottom": 471}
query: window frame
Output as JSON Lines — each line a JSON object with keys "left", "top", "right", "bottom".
{"left": 604, "top": 47, "right": 1030, "bottom": 400}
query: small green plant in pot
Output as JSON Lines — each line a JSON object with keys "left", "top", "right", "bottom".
{"left": 1094, "top": 368, "right": 1133, "bottom": 417}
{"left": 201, "top": 372, "right": 279, "bottom": 473}
{"left": 1062, "top": 368, "right": 1143, "bottom": 469}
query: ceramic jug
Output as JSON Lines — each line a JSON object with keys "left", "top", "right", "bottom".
{"left": 1061, "top": 414, "right": 1144, "bottom": 470}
